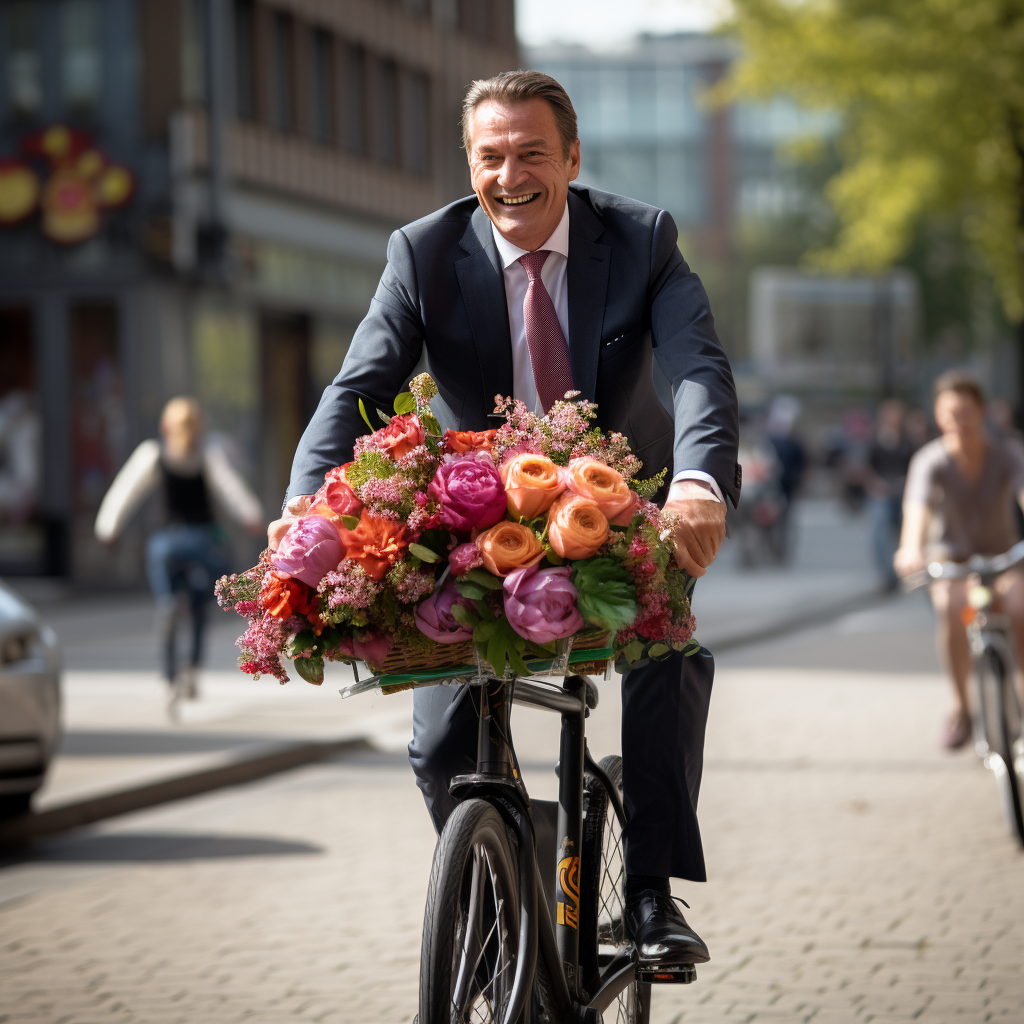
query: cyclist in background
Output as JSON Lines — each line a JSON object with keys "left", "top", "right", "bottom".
{"left": 96, "top": 397, "right": 263, "bottom": 710}
{"left": 894, "top": 370, "right": 1024, "bottom": 749}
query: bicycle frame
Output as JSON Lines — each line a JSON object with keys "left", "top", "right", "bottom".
{"left": 446, "top": 670, "right": 630, "bottom": 1024}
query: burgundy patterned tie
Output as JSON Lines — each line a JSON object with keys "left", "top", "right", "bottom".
{"left": 519, "top": 250, "right": 574, "bottom": 412}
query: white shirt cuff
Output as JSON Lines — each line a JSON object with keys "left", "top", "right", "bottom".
{"left": 670, "top": 470, "right": 724, "bottom": 504}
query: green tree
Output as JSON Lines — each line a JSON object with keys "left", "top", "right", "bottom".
{"left": 722, "top": 0, "right": 1024, "bottom": 376}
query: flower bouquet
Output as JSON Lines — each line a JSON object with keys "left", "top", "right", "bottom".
{"left": 216, "top": 374, "right": 698, "bottom": 687}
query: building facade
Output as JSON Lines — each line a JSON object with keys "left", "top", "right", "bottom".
{"left": 0, "top": 0, "right": 517, "bottom": 582}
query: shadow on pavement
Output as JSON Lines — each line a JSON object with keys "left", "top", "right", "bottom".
{"left": 60, "top": 730, "right": 272, "bottom": 757}
{"left": 4, "top": 832, "right": 323, "bottom": 864}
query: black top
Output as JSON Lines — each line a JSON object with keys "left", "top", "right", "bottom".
{"left": 161, "top": 459, "right": 213, "bottom": 525}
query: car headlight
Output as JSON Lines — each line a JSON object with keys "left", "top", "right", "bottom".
{"left": 1, "top": 631, "right": 39, "bottom": 666}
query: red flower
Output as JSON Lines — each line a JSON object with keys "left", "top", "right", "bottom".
{"left": 338, "top": 510, "right": 409, "bottom": 579}
{"left": 376, "top": 413, "right": 425, "bottom": 460}
{"left": 312, "top": 463, "right": 362, "bottom": 518}
{"left": 261, "top": 571, "right": 320, "bottom": 621}
{"left": 443, "top": 429, "right": 497, "bottom": 454}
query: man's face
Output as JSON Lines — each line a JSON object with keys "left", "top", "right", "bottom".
{"left": 934, "top": 389, "right": 984, "bottom": 441}
{"left": 467, "top": 97, "right": 580, "bottom": 251}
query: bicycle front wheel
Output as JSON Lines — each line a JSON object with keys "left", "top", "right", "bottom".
{"left": 976, "top": 648, "right": 1024, "bottom": 846}
{"left": 580, "top": 754, "right": 651, "bottom": 1024}
{"left": 419, "top": 798, "right": 520, "bottom": 1024}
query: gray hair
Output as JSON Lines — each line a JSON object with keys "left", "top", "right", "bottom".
{"left": 461, "top": 70, "right": 578, "bottom": 158}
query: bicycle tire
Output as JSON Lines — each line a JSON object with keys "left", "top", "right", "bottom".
{"left": 419, "top": 798, "right": 521, "bottom": 1024}
{"left": 580, "top": 755, "right": 650, "bottom": 1024}
{"left": 976, "top": 648, "right": 1024, "bottom": 846}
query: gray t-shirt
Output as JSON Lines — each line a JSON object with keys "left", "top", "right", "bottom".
{"left": 904, "top": 437, "right": 1024, "bottom": 561}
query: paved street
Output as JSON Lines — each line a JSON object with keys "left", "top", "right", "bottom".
{"left": 3, "top": 575, "right": 1024, "bottom": 1022}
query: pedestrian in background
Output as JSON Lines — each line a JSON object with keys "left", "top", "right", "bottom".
{"left": 764, "top": 395, "right": 807, "bottom": 560}
{"left": 866, "top": 399, "right": 915, "bottom": 590}
{"left": 95, "top": 397, "right": 263, "bottom": 715}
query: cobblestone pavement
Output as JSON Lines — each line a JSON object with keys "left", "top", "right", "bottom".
{"left": 2, "top": 594, "right": 1024, "bottom": 1023}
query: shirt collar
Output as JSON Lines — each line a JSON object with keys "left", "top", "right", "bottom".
{"left": 490, "top": 201, "right": 570, "bottom": 270}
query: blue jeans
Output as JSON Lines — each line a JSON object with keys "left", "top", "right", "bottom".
{"left": 870, "top": 495, "right": 902, "bottom": 589}
{"left": 146, "top": 525, "right": 229, "bottom": 682}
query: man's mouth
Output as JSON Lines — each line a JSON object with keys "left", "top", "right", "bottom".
{"left": 496, "top": 193, "right": 539, "bottom": 206}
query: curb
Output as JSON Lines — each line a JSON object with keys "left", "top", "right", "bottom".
{"left": 0, "top": 736, "right": 370, "bottom": 848}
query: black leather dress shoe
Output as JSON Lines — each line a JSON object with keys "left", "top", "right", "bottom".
{"left": 624, "top": 891, "right": 710, "bottom": 965}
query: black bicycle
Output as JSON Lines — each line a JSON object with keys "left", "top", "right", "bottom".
{"left": 342, "top": 643, "right": 697, "bottom": 1023}
{"left": 906, "top": 540, "right": 1024, "bottom": 847}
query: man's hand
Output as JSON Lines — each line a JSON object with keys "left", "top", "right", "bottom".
{"left": 893, "top": 546, "right": 924, "bottom": 578}
{"left": 663, "top": 479, "right": 727, "bottom": 578}
{"left": 267, "top": 494, "right": 313, "bottom": 551}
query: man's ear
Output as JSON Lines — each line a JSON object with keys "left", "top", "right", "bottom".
{"left": 568, "top": 138, "right": 581, "bottom": 182}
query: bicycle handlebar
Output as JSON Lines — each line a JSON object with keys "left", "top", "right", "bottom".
{"left": 901, "top": 538, "right": 1024, "bottom": 590}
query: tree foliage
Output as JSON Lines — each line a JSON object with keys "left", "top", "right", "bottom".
{"left": 722, "top": 0, "right": 1024, "bottom": 321}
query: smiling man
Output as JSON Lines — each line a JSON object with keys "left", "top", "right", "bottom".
{"left": 273, "top": 71, "right": 740, "bottom": 975}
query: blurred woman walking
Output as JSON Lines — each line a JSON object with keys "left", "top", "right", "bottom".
{"left": 95, "top": 397, "right": 263, "bottom": 716}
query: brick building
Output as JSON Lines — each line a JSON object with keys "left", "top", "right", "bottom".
{"left": 0, "top": 0, "right": 517, "bottom": 581}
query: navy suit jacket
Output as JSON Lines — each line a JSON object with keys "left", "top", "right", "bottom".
{"left": 288, "top": 184, "right": 740, "bottom": 506}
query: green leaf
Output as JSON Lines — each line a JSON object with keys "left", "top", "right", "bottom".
{"left": 408, "top": 543, "right": 440, "bottom": 563}
{"left": 451, "top": 604, "right": 478, "bottom": 628}
{"left": 647, "top": 642, "right": 671, "bottom": 660}
{"left": 473, "top": 620, "right": 497, "bottom": 643}
{"left": 455, "top": 579, "right": 488, "bottom": 600}
{"left": 358, "top": 398, "right": 374, "bottom": 432}
{"left": 393, "top": 391, "right": 416, "bottom": 415}
{"left": 622, "top": 639, "right": 645, "bottom": 664}
{"left": 421, "top": 414, "right": 442, "bottom": 436}
{"left": 340, "top": 514, "right": 360, "bottom": 531}
{"left": 294, "top": 656, "right": 324, "bottom": 685}
{"left": 572, "top": 557, "right": 638, "bottom": 632}
{"left": 375, "top": 408, "right": 393, "bottom": 425}
{"left": 682, "top": 638, "right": 701, "bottom": 657}
{"left": 465, "top": 568, "right": 504, "bottom": 590}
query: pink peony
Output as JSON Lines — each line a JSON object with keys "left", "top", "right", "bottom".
{"left": 428, "top": 452, "right": 507, "bottom": 532}
{"left": 503, "top": 563, "right": 584, "bottom": 644}
{"left": 271, "top": 515, "right": 343, "bottom": 587}
{"left": 449, "top": 542, "right": 484, "bottom": 576}
{"left": 414, "top": 581, "right": 476, "bottom": 643}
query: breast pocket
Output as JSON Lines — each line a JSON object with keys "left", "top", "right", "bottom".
{"left": 599, "top": 322, "right": 644, "bottom": 360}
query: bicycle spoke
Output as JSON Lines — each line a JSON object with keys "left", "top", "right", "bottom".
{"left": 451, "top": 847, "right": 486, "bottom": 1014}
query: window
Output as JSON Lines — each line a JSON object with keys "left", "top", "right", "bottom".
{"left": 310, "top": 28, "right": 333, "bottom": 143}
{"left": 343, "top": 44, "right": 366, "bottom": 155}
{"left": 61, "top": 0, "right": 102, "bottom": 117}
{"left": 374, "top": 58, "right": 398, "bottom": 165}
{"left": 234, "top": 0, "right": 255, "bottom": 119}
{"left": 8, "top": 2, "right": 42, "bottom": 120}
{"left": 271, "top": 11, "right": 294, "bottom": 131}
{"left": 401, "top": 70, "right": 430, "bottom": 176}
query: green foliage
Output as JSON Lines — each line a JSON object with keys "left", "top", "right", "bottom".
{"left": 393, "top": 391, "right": 416, "bottom": 415}
{"left": 294, "top": 656, "right": 324, "bottom": 685}
{"left": 571, "top": 557, "right": 639, "bottom": 632}
{"left": 723, "top": 0, "right": 1024, "bottom": 321}
{"left": 358, "top": 398, "right": 374, "bottom": 432}
{"left": 345, "top": 450, "right": 399, "bottom": 489}
{"left": 630, "top": 467, "right": 667, "bottom": 499}
{"left": 408, "top": 542, "right": 440, "bottom": 563}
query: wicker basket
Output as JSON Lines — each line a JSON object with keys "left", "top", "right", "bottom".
{"left": 368, "top": 629, "right": 612, "bottom": 679}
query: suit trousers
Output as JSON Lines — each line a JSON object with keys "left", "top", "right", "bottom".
{"left": 406, "top": 645, "right": 715, "bottom": 883}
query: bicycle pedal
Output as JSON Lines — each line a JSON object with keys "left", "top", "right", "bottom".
{"left": 637, "top": 964, "right": 697, "bottom": 984}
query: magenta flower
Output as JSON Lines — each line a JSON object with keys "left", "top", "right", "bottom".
{"left": 352, "top": 632, "right": 392, "bottom": 668}
{"left": 414, "top": 581, "right": 475, "bottom": 643}
{"left": 449, "top": 542, "right": 484, "bottom": 576}
{"left": 503, "top": 564, "right": 584, "bottom": 644}
{"left": 271, "top": 515, "right": 343, "bottom": 587}
{"left": 428, "top": 452, "right": 507, "bottom": 532}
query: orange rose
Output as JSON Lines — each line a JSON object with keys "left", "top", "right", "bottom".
{"left": 338, "top": 510, "right": 408, "bottom": 579}
{"left": 500, "top": 453, "right": 566, "bottom": 519}
{"left": 475, "top": 521, "right": 545, "bottom": 576}
{"left": 444, "top": 429, "right": 497, "bottom": 454}
{"left": 547, "top": 493, "right": 609, "bottom": 559}
{"left": 563, "top": 457, "right": 634, "bottom": 521}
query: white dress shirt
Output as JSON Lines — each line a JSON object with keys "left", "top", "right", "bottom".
{"left": 490, "top": 202, "right": 723, "bottom": 503}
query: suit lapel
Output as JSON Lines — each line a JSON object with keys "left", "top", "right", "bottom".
{"left": 566, "top": 191, "right": 610, "bottom": 403}
{"left": 456, "top": 205, "right": 514, "bottom": 413}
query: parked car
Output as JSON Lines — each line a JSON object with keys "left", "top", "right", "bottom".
{"left": 0, "top": 579, "right": 61, "bottom": 818}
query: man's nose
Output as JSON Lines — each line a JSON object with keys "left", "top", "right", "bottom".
{"left": 496, "top": 157, "right": 525, "bottom": 189}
